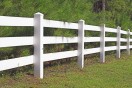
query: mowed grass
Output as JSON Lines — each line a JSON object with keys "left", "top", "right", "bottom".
{"left": 1, "top": 51, "right": 132, "bottom": 88}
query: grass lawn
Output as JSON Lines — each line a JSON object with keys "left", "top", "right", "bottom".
{"left": 0, "top": 51, "right": 132, "bottom": 88}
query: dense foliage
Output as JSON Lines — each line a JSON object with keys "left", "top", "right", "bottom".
{"left": 0, "top": 0, "right": 131, "bottom": 60}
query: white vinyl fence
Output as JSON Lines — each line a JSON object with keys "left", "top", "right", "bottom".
{"left": 0, "top": 12, "right": 131, "bottom": 79}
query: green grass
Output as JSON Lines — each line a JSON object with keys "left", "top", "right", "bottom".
{"left": 1, "top": 51, "right": 132, "bottom": 88}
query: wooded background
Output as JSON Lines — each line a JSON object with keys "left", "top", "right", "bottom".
{"left": 0, "top": 0, "right": 131, "bottom": 68}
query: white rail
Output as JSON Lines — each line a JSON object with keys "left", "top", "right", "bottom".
{"left": 0, "top": 55, "right": 33, "bottom": 71}
{"left": 0, "top": 37, "right": 33, "bottom": 47}
{"left": 0, "top": 16, "right": 33, "bottom": 26}
{"left": 44, "top": 19, "right": 78, "bottom": 29}
{"left": 43, "top": 50, "right": 78, "bottom": 62}
{"left": 0, "top": 12, "right": 131, "bottom": 79}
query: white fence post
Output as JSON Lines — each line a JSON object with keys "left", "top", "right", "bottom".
{"left": 127, "top": 29, "right": 130, "bottom": 55}
{"left": 34, "top": 12, "right": 44, "bottom": 79}
{"left": 100, "top": 24, "right": 105, "bottom": 63}
{"left": 116, "top": 26, "right": 121, "bottom": 58}
{"left": 78, "top": 20, "right": 84, "bottom": 68}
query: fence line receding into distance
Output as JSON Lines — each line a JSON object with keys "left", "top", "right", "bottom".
{"left": 0, "top": 12, "right": 131, "bottom": 79}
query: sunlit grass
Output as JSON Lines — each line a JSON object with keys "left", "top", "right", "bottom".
{"left": 0, "top": 51, "right": 132, "bottom": 88}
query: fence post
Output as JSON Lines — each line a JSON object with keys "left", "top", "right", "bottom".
{"left": 34, "top": 12, "right": 44, "bottom": 79}
{"left": 78, "top": 20, "right": 84, "bottom": 68}
{"left": 127, "top": 29, "right": 130, "bottom": 55}
{"left": 100, "top": 24, "right": 105, "bottom": 63}
{"left": 116, "top": 26, "right": 121, "bottom": 58}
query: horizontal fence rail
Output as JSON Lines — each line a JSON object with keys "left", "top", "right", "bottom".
{"left": 43, "top": 50, "right": 78, "bottom": 62}
{"left": 44, "top": 19, "right": 78, "bottom": 29}
{"left": 0, "top": 55, "right": 33, "bottom": 71}
{"left": 0, "top": 16, "right": 33, "bottom": 26}
{"left": 0, "top": 37, "right": 33, "bottom": 47}
{"left": 0, "top": 12, "right": 131, "bottom": 79}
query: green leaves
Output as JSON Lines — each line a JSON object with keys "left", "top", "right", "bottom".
{"left": 0, "top": 0, "right": 132, "bottom": 60}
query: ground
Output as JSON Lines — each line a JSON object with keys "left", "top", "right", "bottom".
{"left": 0, "top": 51, "right": 132, "bottom": 88}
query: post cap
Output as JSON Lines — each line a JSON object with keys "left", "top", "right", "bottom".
{"left": 79, "top": 19, "right": 85, "bottom": 23}
{"left": 34, "top": 12, "right": 43, "bottom": 16}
